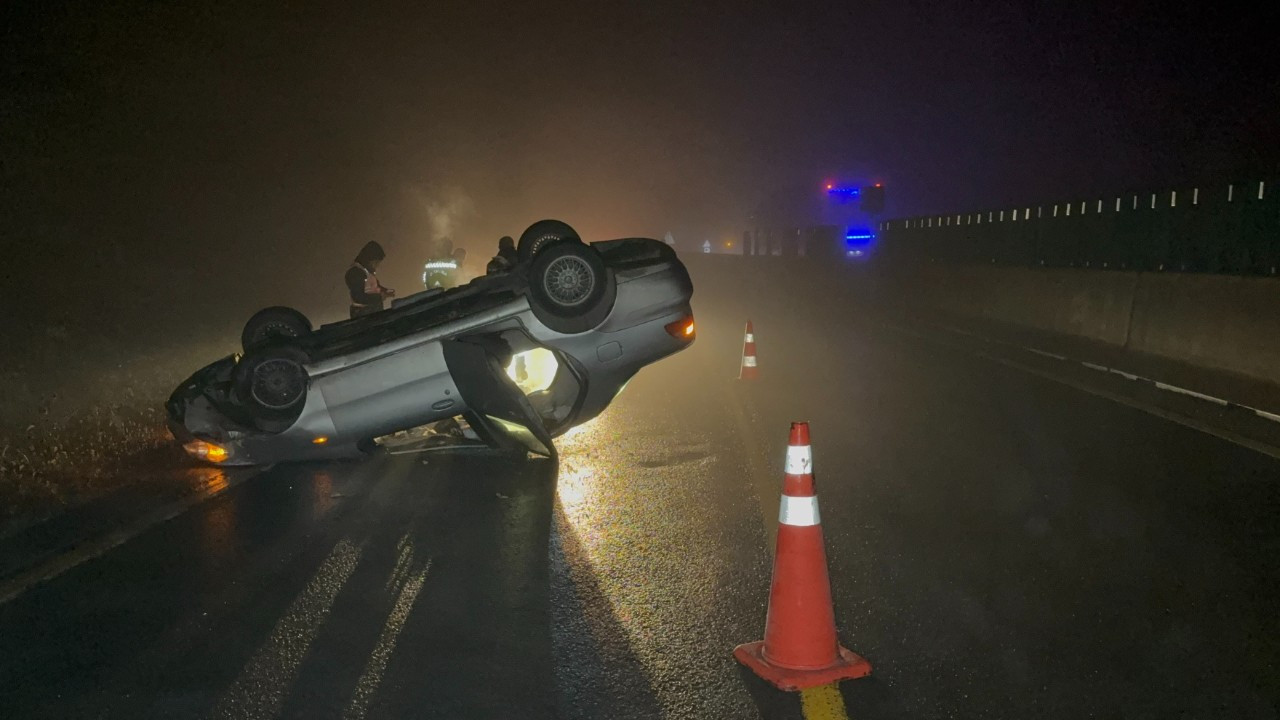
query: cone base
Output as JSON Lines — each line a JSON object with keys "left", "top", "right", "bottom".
{"left": 733, "top": 641, "right": 871, "bottom": 691}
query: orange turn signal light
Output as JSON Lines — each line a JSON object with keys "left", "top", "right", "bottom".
{"left": 183, "top": 440, "right": 229, "bottom": 463}
{"left": 312, "top": 436, "right": 329, "bottom": 445}
{"left": 665, "top": 315, "right": 696, "bottom": 341}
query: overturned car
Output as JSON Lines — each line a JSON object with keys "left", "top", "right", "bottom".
{"left": 167, "top": 220, "right": 695, "bottom": 465}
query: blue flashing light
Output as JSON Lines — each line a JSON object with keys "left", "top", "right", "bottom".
{"left": 844, "top": 227, "right": 876, "bottom": 259}
{"left": 827, "top": 185, "right": 860, "bottom": 197}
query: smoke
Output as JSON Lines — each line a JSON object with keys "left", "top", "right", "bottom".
{"left": 405, "top": 185, "right": 477, "bottom": 253}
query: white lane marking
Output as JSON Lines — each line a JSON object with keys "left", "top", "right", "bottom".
{"left": 742, "top": 356, "right": 758, "bottom": 367}
{"left": 881, "top": 323, "right": 1280, "bottom": 462}
{"left": 0, "top": 466, "right": 269, "bottom": 606}
{"left": 785, "top": 445, "right": 813, "bottom": 475}
{"left": 385, "top": 534, "right": 414, "bottom": 592}
{"left": 941, "top": 324, "right": 1280, "bottom": 424}
{"left": 345, "top": 560, "right": 431, "bottom": 720}
{"left": 209, "top": 540, "right": 362, "bottom": 720}
{"left": 779, "top": 495, "right": 821, "bottom": 526}
{"left": 1025, "top": 348, "right": 1067, "bottom": 361}
{"left": 1154, "top": 381, "right": 1230, "bottom": 406}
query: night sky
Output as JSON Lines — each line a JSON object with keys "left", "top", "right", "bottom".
{"left": 3, "top": 0, "right": 1276, "bottom": 292}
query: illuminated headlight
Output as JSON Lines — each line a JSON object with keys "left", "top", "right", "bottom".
{"left": 184, "top": 440, "right": 230, "bottom": 463}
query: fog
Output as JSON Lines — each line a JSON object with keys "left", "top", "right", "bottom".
{"left": 1, "top": 0, "right": 1276, "bottom": 446}
{"left": 5, "top": 1, "right": 1276, "bottom": 317}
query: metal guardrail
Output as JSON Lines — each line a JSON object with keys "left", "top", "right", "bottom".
{"left": 875, "top": 181, "right": 1280, "bottom": 275}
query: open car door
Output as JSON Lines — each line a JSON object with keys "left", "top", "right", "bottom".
{"left": 442, "top": 339, "right": 557, "bottom": 459}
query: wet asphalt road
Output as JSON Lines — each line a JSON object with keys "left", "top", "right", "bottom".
{"left": 1, "top": 261, "right": 1278, "bottom": 719}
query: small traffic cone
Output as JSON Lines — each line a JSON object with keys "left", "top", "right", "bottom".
{"left": 739, "top": 320, "right": 759, "bottom": 380}
{"left": 734, "top": 422, "right": 871, "bottom": 691}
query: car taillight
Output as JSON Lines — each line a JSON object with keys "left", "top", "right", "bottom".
{"left": 665, "top": 315, "right": 696, "bottom": 341}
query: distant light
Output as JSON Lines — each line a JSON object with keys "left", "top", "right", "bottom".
{"left": 846, "top": 250, "right": 866, "bottom": 257}
{"left": 845, "top": 233, "right": 875, "bottom": 240}
{"left": 724, "top": 241, "right": 733, "bottom": 248}
{"left": 826, "top": 184, "right": 832, "bottom": 190}
{"left": 874, "top": 183, "right": 882, "bottom": 187}
{"left": 312, "top": 436, "right": 329, "bottom": 445}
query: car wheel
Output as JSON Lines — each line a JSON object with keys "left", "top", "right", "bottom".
{"left": 242, "top": 307, "right": 312, "bottom": 352}
{"left": 517, "top": 219, "right": 581, "bottom": 263}
{"left": 234, "top": 345, "right": 310, "bottom": 422}
{"left": 528, "top": 242, "right": 616, "bottom": 333}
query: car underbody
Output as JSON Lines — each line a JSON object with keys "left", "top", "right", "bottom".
{"left": 167, "top": 221, "right": 696, "bottom": 465}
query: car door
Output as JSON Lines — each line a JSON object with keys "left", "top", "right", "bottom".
{"left": 441, "top": 338, "right": 557, "bottom": 459}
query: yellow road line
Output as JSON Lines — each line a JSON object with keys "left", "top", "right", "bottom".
{"left": 800, "top": 682, "right": 851, "bottom": 720}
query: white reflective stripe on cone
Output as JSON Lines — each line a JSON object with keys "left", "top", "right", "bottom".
{"left": 744, "top": 333, "right": 755, "bottom": 342}
{"left": 779, "top": 495, "right": 821, "bottom": 526}
{"left": 742, "top": 356, "right": 758, "bottom": 367}
{"left": 784, "top": 444, "right": 812, "bottom": 474}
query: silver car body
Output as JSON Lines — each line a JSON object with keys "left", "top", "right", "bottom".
{"left": 167, "top": 237, "right": 695, "bottom": 465}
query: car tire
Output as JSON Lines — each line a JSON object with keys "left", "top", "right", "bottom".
{"left": 528, "top": 241, "right": 616, "bottom": 333}
{"left": 517, "top": 219, "right": 581, "bottom": 263}
{"left": 233, "top": 344, "right": 310, "bottom": 423}
{"left": 242, "top": 307, "right": 312, "bottom": 352}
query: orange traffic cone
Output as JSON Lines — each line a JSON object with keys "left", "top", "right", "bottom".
{"left": 739, "top": 320, "right": 759, "bottom": 380}
{"left": 734, "top": 422, "right": 871, "bottom": 691}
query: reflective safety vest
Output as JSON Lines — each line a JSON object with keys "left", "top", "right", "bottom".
{"left": 422, "top": 258, "right": 459, "bottom": 288}
{"left": 351, "top": 262, "right": 384, "bottom": 306}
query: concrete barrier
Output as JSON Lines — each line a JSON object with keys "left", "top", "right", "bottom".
{"left": 683, "top": 253, "right": 1280, "bottom": 388}
{"left": 872, "top": 262, "right": 1280, "bottom": 387}
{"left": 911, "top": 265, "right": 1138, "bottom": 346}
{"left": 1127, "top": 273, "right": 1280, "bottom": 384}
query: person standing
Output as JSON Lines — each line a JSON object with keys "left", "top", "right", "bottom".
{"left": 423, "top": 237, "right": 460, "bottom": 288}
{"left": 346, "top": 241, "right": 395, "bottom": 318}
{"left": 451, "top": 246, "right": 468, "bottom": 284}
{"left": 486, "top": 236, "right": 517, "bottom": 274}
